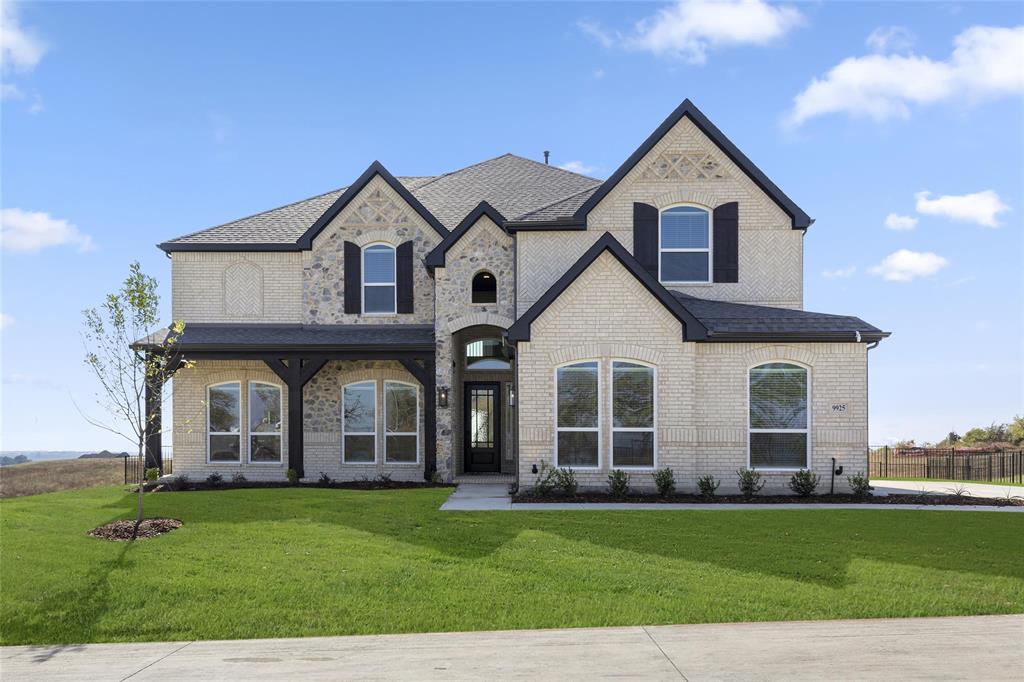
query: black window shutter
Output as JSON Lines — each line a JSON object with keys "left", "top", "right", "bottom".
{"left": 396, "top": 241, "right": 414, "bottom": 313}
{"left": 343, "top": 241, "right": 361, "bottom": 314}
{"left": 633, "top": 202, "right": 659, "bottom": 278}
{"left": 713, "top": 202, "right": 739, "bottom": 283}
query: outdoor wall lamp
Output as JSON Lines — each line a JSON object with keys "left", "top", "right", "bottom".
{"left": 531, "top": 463, "right": 538, "bottom": 474}
{"left": 508, "top": 384, "right": 516, "bottom": 407}
{"left": 438, "top": 386, "right": 449, "bottom": 408}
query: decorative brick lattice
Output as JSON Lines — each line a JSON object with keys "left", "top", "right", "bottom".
{"left": 642, "top": 152, "right": 730, "bottom": 180}
{"left": 223, "top": 261, "right": 263, "bottom": 318}
{"left": 343, "top": 188, "right": 411, "bottom": 225}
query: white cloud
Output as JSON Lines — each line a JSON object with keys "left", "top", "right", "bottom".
{"left": 1, "top": 82, "right": 23, "bottom": 99}
{"left": 884, "top": 213, "right": 918, "bottom": 231}
{"left": 558, "top": 161, "right": 599, "bottom": 176}
{"left": 822, "top": 266, "right": 856, "bottom": 278}
{"left": 580, "top": 0, "right": 804, "bottom": 64}
{"left": 2, "top": 372, "right": 62, "bottom": 390}
{"left": 914, "top": 190, "right": 1009, "bottom": 227}
{"left": 0, "top": 313, "right": 13, "bottom": 329}
{"left": 787, "top": 25, "right": 1024, "bottom": 125}
{"left": 1, "top": 1, "right": 48, "bottom": 72}
{"left": 869, "top": 249, "right": 949, "bottom": 282}
{"left": 866, "top": 26, "right": 915, "bottom": 53}
{"left": 1, "top": 82, "right": 43, "bottom": 113}
{"left": 0, "top": 208, "right": 95, "bottom": 253}
{"left": 945, "top": 276, "right": 975, "bottom": 288}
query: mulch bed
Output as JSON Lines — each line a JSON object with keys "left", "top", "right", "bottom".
{"left": 512, "top": 492, "right": 1024, "bottom": 506}
{"left": 148, "top": 480, "right": 453, "bottom": 493}
{"left": 88, "top": 518, "right": 183, "bottom": 541}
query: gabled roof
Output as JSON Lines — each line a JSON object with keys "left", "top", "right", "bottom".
{"left": 570, "top": 99, "right": 812, "bottom": 230}
{"left": 296, "top": 161, "right": 449, "bottom": 248}
{"left": 425, "top": 201, "right": 507, "bottom": 268}
{"left": 506, "top": 233, "right": 709, "bottom": 343}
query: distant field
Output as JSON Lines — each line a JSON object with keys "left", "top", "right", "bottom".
{"left": 0, "top": 459, "right": 125, "bottom": 498}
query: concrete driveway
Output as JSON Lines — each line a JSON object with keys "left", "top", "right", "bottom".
{"left": 872, "top": 480, "right": 1024, "bottom": 499}
{"left": 3, "top": 615, "right": 1021, "bottom": 681}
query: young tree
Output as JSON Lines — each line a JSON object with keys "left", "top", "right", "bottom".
{"left": 81, "top": 262, "right": 189, "bottom": 526}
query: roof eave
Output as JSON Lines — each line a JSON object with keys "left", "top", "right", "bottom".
{"left": 425, "top": 201, "right": 507, "bottom": 268}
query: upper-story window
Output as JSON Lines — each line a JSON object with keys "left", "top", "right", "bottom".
{"left": 471, "top": 271, "right": 497, "bottom": 304}
{"left": 660, "top": 206, "right": 711, "bottom": 284}
{"left": 362, "top": 243, "right": 396, "bottom": 314}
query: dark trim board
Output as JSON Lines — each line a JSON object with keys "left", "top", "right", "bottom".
{"left": 507, "top": 232, "right": 709, "bottom": 343}
{"left": 425, "top": 201, "right": 507, "bottom": 268}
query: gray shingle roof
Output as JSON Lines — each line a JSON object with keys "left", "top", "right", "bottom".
{"left": 162, "top": 155, "right": 600, "bottom": 247}
{"left": 511, "top": 186, "right": 599, "bottom": 222}
{"left": 671, "top": 292, "right": 887, "bottom": 341}
{"left": 136, "top": 324, "right": 435, "bottom": 350}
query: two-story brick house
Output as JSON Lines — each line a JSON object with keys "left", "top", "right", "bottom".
{"left": 144, "top": 99, "right": 888, "bottom": 493}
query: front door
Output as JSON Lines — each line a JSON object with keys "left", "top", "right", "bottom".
{"left": 464, "top": 382, "right": 501, "bottom": 473}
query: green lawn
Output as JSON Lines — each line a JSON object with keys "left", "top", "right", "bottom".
{"left": 2, "top": 486, "right": 1023, "bottom": 645}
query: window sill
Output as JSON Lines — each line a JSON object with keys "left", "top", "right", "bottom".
{"left": 246, "top": 461, "right": 284, "bottom": 466}
{"left": 661, "top": 281, "right": 713, "bottom": 287}
{"left": 749, "top": 467, "right": 808, "bottom": 472}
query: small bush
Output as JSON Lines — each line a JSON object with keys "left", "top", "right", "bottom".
{"left": 697, "top": 474, "right": 720, "bottom": 499}
{"left": 286, "top": 468, "right": 299, "bottom": 485}
{"left": 231, "top": 472, "right": 247, "bottom": 484}
{"left": 317, "top": 472, "right": 332, "bottom": 486}
{"left": 530, "top": 462, "right": 558, "bottom": 497}
{"left": 375, "top": 472, "right": 394, "bottom": 485}
{"left": 788, "top": 469, "right": 820, "bottom": 497}
{"left": 170, "top": 474, "right": 190, "bottom": 491}
{"left": 847, "top": 472, "right": 873, "bottom": 498}
{"left": 430, "top": 470, "right": 443, "bottom": 484}
{"left": 144, "top": 467, "right": 160, "bottom": 482}
{"left": 736, "top": 468, "right": 765, "bottom": 498}
{"left": 652, "top": 467, "right": 676, "bottom": 498}
{"left": 608, "top": 469, "right": 631, "bottom": 499}
{"left": 553, "top": 467, "right": 578, "bottom": 497}
{"left": 205, "top": 472, "right": 224, "bottom": 487}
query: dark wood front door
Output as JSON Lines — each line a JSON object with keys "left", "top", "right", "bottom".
{"left": 463, "top": 382, "right": 501, "bottom": 473}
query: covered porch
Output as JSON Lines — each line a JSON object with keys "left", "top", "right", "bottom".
{"left": 142, "top": 324, "right": 436, "bottom": 480}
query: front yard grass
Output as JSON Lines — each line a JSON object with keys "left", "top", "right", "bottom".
{"left": 1, "top": 486, "right": 1022, "bottom": 645}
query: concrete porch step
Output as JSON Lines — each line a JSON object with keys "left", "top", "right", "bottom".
{"left": 452, "top": 473, "right": 516, "bottom": 485}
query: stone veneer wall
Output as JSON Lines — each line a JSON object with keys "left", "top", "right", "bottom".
{"left": 303, "top": 175, "right": 441, "bottom": 325}
{"left": 517, "top": 115, "right": 803, "bottom": 316}
{"left": 515, "top": 252, "right": 868, "bottom": 493}
{"left": 171, "top": 359, "right": 426, "bottom": 482}
{"left": 432, "top": 215, "right": 516, "bottom": 480}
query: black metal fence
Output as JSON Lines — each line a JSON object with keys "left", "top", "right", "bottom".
{"left": 869, "top": 446, "right": 1024, "bottom": 484}
{"left": 124, "top": 446, "right": 173, "bottom": 484}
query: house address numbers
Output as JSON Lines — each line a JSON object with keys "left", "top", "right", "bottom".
{"left": 831, "top": 403, "right": 848, "bottom": 413}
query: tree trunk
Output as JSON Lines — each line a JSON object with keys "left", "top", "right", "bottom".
{"left": 137, "top": 439, "right": 145, "bottom": 526}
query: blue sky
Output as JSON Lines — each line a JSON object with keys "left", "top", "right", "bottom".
{"left": 1, "top": 1, "right": 1021, "bottom": 451}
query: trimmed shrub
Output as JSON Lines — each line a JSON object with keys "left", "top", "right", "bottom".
{"left": 554, "top": 467, "right": 578, "bottom": 497}
{"left": 318, "top": 472, "right": 332, "bottom": 486}
{"left": 697, "top": 474, "right": 720, "bottom": 499}
{"left": 608, "top": 469, "right": 631, "bottom": 499}
{"left": 788, "top": 469, "right": 820, "bottom": 497}
{"left": 652, "top": 468, "right": 676, "bottom": 498}
{"left": 231, "top": 472, "right": 247, "bottom": 484}
{"left": 847, "top": 472, "right": 873, "bottom": 498}
{"left": 736, "top": 468, "right": 765, "bottom": 498}
{"left": 531, "top": 462, "right": 558, "bottom": 497}
{"left": 205, "top": 472, "right": 224, "bottom": 487}
{"left": 286, "top": 468, "right": 299, "bottom": 485}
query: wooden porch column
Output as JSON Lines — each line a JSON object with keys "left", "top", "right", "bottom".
{"left": 424, "top": 356, "right": 437, "bottom": 479}
{"left": 267, "top": 356, "right": 329, "bottom": 480}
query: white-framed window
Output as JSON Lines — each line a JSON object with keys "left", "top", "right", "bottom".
{"left": 555, "top": 361, "right": 600, "bottom": 469}
{"left": 384, "top": 381, "right": 419, "bottom": 463}
{"left": 660, "top": 205, "right": 712, "bottom": 284}
{"left": 362, "top": 243, "right": 396, "bottom": 314}
{"left": 343, "top": 381, "right": 377, "bottom": 463}
{"left": 748, "top": 362, "right": 810, "bottom": 470}
{"left": 611, "top": 361, "right": 656, "bottom": 469}
{"left": 248, "top": 381, "right": 282, "bottom": 463}
{"left": 207, "top": 381, "right": 241, "bottom": 463}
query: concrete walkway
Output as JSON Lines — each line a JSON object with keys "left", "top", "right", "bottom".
{"left": 439, "top": 483, "right": 511, "bottom": 510}
{"left": 871, "top": 479, "right": 1024, "bottom": 499}
{"left": 3, "top": 615, "right": 1021, "bottom": 680}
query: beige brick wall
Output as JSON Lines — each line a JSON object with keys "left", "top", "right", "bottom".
{"left": 516, "top": 252, "right": 867, "bottom": 494}
{"left": 171, "top": 252, "right": 304, "bottom": 322}
{"left": 172, "top": 359, "right": 426, "bottom": 482}
{"left": 517, "top": 116, "right": 803, "bottom": 315}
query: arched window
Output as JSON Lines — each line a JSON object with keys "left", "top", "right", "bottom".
{"left": 611, "top": 361, "right": 655, "bottom": 468}
{"left": 471, "top": 271, "right": 497, "bottom": 304}
{"left": 749, "top": 362, "right": 809, "bottom": 469}
{"left": 362, "top": 243, "right": 396, "bottom": 314}
{"left": 464, "top": 338, "right": 511, "bottom": 371}
{"left": 249, "top": 382, "right": 282, "bottom": 463}
{"left": 555, "top": 361, "right": 600, "bottom": 468}
{"left": 207, "top": 382, "right": 241, "bottom": 463}
{"left": 343, "top": 381, "right": 377, "bottom": 463}
{"left": 660, "top": 205, "right": 711, "bottom": 284}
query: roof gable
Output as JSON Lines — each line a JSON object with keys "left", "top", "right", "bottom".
{"left": 574, "top": 99, "right": 812, "bottom": 230}
{"left": 506, "top": 233, "right": 708, "bottom": 342}
{"left": 297, "top": 161, "right": 448, "bottom": 249}
{"left": 425, "top": 201, "right": 507, "bottom": 268}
